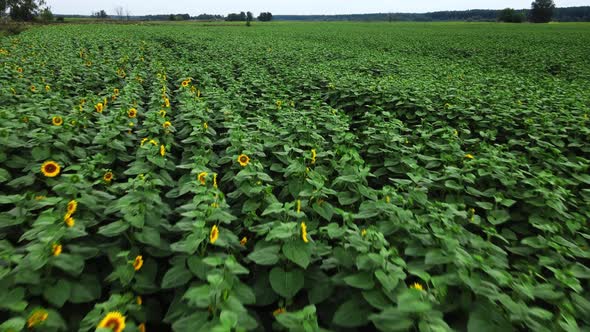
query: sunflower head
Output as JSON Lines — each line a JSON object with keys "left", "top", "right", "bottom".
{"left": 203, "top": 122, "right": 208, "bottom": 130}
{"left": 133, "top": 255, "right": 144, "bottom": 271}
{"left": 113, "top": 88, "right": 119, "bottom": 95}
{"left": 30, "top": 85, "right": 36, "bottom": 92}
{"left": 311, "top": 149, "right": 317, "bottom": 164}
{"left": 64, "top": 214, "right": 75, "bottom": 227}
{"left": 198, "top": 172, "right": 207, "bottom": 185}
{"left": 240, "top": 236, "right": 247, "bottom": 246}
{"left": 67, "top": 199, "right": 78, "bottom": 214}
{"left": 164, "top": 98, "right": 170, "bottom": 108}
{"left": 210, "top": 225, "right": 219, "bottom": 244}
{"left": 464, "top": 154, "right": 474, "bottom": 159}
{"left": 301, "top": 222, "right": 309, "bottom": 243}
{"left": 27, "top": 309, "right": 48, "bottom": 328}
{"left": 361, "top": 229, "right": 367, "bottom": 237}
{"left": 17, "top": 67, "right": 23, "bottom": 73}
{"left": 52, "top": 116, "right": 63, "bottom": 126}
{"left": 97, "top": 311, "right": 126, "bottom": 332}
{"left": 45, "top": 85, "right": 51, "bottom": 92}
{"left": 52, "top": 243, "right": 62, "bottom": 256}
{"left": 160, "top": 145, "right": 166, "bottom": 157}
{"left": 136, "top": 296, "right": 142, "bottom": 305}
{"left": 181, "top": 80, "right": 189, "bottom": 87}
{"left": 410, "top": 282, "right": 424, "bottom": 291}
{"left": 128, "top": 108, "right": 137, "bottom": 118}
{"left": 104, "top": 171, "right": 113, "bottom": 183}
{"left": 41, "top": 161, "right": 60, "bottom": 177}
{"left": 159, "top": 110, "right": 166, "bottom": 117}
{"left": 273, "top": 307, "right": 286, "bottom": 316}
{"left": 138, "top": 323, "right": 146, "bottom": 332}
{"left": 95, "top": 103, "right": 104, "bottom": 113}
{"left": 237, "top": 154, "right": 250, "bottom": 167}
{"left": 162, "top": 121, "right": 171, "bottom": 129}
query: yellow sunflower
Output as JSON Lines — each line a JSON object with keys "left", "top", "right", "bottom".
{"left": 213, "top": 173, "right": 218, "bottom": 188}
{"left": 140, "top": 138, "right": 148, "bottom": 146}
{"left": 97, "top": 311, "right": 126, "bottom": 332}
{"left": 465, "top": 154, "right": 474, "bottom": 159}
{"left": 273, "top": 307, "right": 286, "bottom": 316}
{"left": 410, "top": 282, "right": 424, "bottom": 291}
{"left": 95, "top": 102, "right": 104, "bottom": 113}
{"left": 41, "top": 160, "right": 60, "bottom": 177}
{"left": 162, "top": 121, "right": 171, "bottom": 129}
{"left": 17, "top": 67, "right": 23, "bottom": 73}
{"left": 203, "top": 122, "right": 208, "bottom": 130}
{"left": 311, "top": 149, "right": 317, "bottom": 164}
{"left": 45, "top": 85, "right": 51, "bottom": 92}
{"left": 210, "top": 225, "right": 219, "bottom": 244}
{"left": 104, "top": 171, "right": 113, "bottom": 183}
{"left": 64, "top": 214, "right": 75, "bottom": 228}
{"left": 27, "top": 309, "right": 48, "bottom": 328}
{"left": 67, "top": 199, "right": 78, "bottom": 214}
{"left": 133, "top": 255, "right": 143, "bottom": 271}
{"left": 138, "top": 323, "right": 146, "bottom": 332}
{"left": 113, "top": 88, "right": 120, "bottom": 95}
{"left": 52, "top": 243, "right": 62, "bottom": 256}
{"left": 181, "top": 80, "right": 190, "bottom": 87}
{"left": 240, "top": 236, "right": 247, "bottom": 246}
{"left": 160, "top": 145, "right": 166, "bottom": 157}
{"left": 164, "top": 98, "right": 170, "bottom": 108}
{"left": 128, "top": 108, "right": 137, "bottom": 118}
{"left": 301, "top": 221, "right": 309, "bottom": 243}
{"left": 136, "top": 296, "right": 142, "bottom": 305}
{"left": 237, "top": 154, "right": 250, "bottom": 167}
{"left": 159, "top": 110, "right": 166, "bottom": 117}
{"left": 52, "top": 116, "right": 63, "bottom": 126}
{"left": 198, "top": 172, "right": 207, "bottom": 185}
{"left": 30, "top": 85, "right": 36, "bottom": 92}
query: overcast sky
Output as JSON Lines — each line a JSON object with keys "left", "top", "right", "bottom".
{"left": 46, "top": 0, "right": 589, "bottom": 16}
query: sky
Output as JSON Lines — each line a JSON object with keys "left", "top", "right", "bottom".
{"left": 46, "top": 0, "right": 590, "bottom": 16}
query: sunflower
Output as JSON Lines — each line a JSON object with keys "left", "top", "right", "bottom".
{"left": 103, "top": 171, "right": 113, "bottom": 183}
{"left": 128, "top": 108, "right": 137, "bottom": 118}
{"left": 136, "top": 296, "right": 143, "bottom": 305}
{"left": 301, "top": 221, "right": 309, "bottom": 243}
{"left": 198, "top": 172, "right": 207, "bottom": 185}
{"left": 95, "top": 102, "right": 104, "bottom": 113}
{"left": 240, "top": 236, "right": 247, "bottom": 246}
{"left": 410, "top": 282, "right": 424, "bottom": 291}
{"left": 213, "top": 173, "right": 218, "bottom": 188}
{"left": 97, "top": 311, "right": 126, "bottom": 332}
{"left": 140, "top": 138, "right": 148, "bottom": 146}
{"left": 45, "top": 85, "right": 51, "bottom": 92}
{"left": 41, "top": 161, "right": 60, "bottom": 177}
{"left": 203, "top": 122, "right": 208, "bottom": 130}
{"left": 133, "top": 255, "right": 143, "bottom": 271}
{"left": 52, "top": 243, "right": 62, "bottom": 256}
{"left": 164, "top": 98, "right": 170, "bottom": 108}
{"left": 162, "top": 121, "right": 171, "bottom": 129}
{"left": 149, "top": 139, "right": 158, "bottom": 146}
{"left": 210, "top": 225, "right": 219, "bottom": 244}
{"left": 160, "top": 145, "right": 166, "bottom": 157}
{"left": 159, "top": 110, "right": 166, "bottom": 117}
{"left": 30, "top": 85, "right": 36, "bottom": 92}
{"left": 67, "top": 199, "right": 78, "bottom": 214}
{"left": 64, "top": 215, "right": 75, "bottom": 227}
{"left": 464, "top": 154, "right": 474, "bottom": 159}
{"left": 181, "top": 80, "right": 190, "bottom": 87}
{"left": 52, "top": 116, "right": 63, "bottom": 126}
{"left": 138, "top": 323, "right": 146, "bottom": 332}
{"left": 17, "top": 67, "right": 23, "bottom": 73}
{"left": 273, "top": 307, "right": 286, "bottom": 316}
{"left": 113, "top": 88, "right": 119, "bottom": 95}
{"left": 311, "top": 149, "right": 317, "bottom": 164}
{"left": 27, "top": 309, "right": 48, "bottom": 328}
{"left": 237, "top": 154, "right": 250, "bottom": 167}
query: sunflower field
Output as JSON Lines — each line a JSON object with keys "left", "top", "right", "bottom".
{"left": 0, "top": 22, "right": 590, "bottom": 332}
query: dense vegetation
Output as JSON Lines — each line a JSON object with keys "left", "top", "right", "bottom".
{"left": 0, "top": 22, "right": 589, "bottom": 332}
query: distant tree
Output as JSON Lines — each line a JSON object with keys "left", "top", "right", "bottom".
{"left": 114, "top": 6, "right": 123, "bottom": 19}
{"left": 92, "top": 10, "right": 108, "bottom": 19}
{"left": 257, "top": 12, "right": 272, "bottom": 21}
{"left": 125, "top": 7, "right": 130, "bottom": 20}
{"left": 168, "top": 14, "right": 175, "bottom": 21}
{"left": 246, "top": 11, "right": 252, "bottom": 26}
{"left": 6, "top": 0, "right": 45, "bottom": 21}
{"left": 530, "top": 0, "right": 555, "bottom": 23}
{"left": 498, "top": 8, "right": 525, "bottom": 22}
{"left": 226, "top": 12, "right": 246, "bottom": 21}
{"left": 39, "top": 5, "right": 53, "bottom": 22}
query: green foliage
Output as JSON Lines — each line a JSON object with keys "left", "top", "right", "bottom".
{"left": 0, "top": 21, "right": 589, "bottom": 331}
{"left": 530, "top": 0, "right": 556, "bottom": 23}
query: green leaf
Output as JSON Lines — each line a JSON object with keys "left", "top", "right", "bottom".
{"left": 51, "top": 254, "right": 85, "bottom": 276}
{"left": 43, "top": 279, "right": 71, "bottom": 307}
{"left": 247, "top": 244, "right": 280, "bottom": 266}
{"left": 344, "top": 272, "right": 375, "bottom": 290}
{"left": 333, "top": 298, "right": 370, "bottom": 327}
{"left": 282, "top": 240, "right": 311, "bottom": 269}
{"left": 162, "top": 265, "right": 193, "bottom": 289}
{"left": 98, "top": 221, "right": 129, "bottom": 237}
{"left": 269, "top": 267, "right": 304, "bottom": 299}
